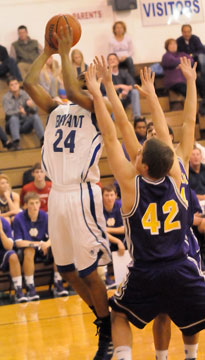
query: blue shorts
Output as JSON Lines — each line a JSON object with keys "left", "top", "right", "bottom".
{"left": 0, "top": 249, "right": 16, "bottom": 272}
{"left": 109, "top": 257, "right": 205, "bottom": 336}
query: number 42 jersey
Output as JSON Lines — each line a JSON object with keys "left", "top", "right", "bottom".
{"left": 41, "top": 103, "right": 104, "bottom": 186}
{"left": 122, "top": 175, "right": 189, "bottom": 264}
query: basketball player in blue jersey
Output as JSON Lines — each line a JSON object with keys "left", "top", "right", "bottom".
{"left": 85, "top": 62, "right": 205, "bottom": 360}
{"left": 96, "top": 55, "right": 203, "bottom": 360}
{"left": 23, "top": 27, "right": 113, "bottom": 360}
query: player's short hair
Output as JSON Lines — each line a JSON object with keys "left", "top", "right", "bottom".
{"left": 32, "top": 162, "right": 41, "bottom": 172}
{"left": 102, "top": 184, "right": 117, "bottom": 195}
{"left": 181, "top": 24, "right": 192, "bottom": 32}
{"left": 142, "top": 137, "right": 174, "bottom": 179}
{"left": 24, "top": 192, "right": 40, "bottom": 204}
{"left": 18, "top": 25, "right": 27, "bottom": 31}
{"left": 112, "top": 21, "right": 127, "bottom": 35}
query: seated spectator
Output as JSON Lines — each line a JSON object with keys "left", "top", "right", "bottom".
{"left": 107, "top": 53, "right": 141, "bottom": 120}
{"left": 189, "top": 146, "right": 205, "bottom": 202}
{"left": 102, "top": 184, "right": 125, "bottom": 285}
{"left": 0, "top": 217, "right": 27, "bottom": 303}
{"left": 122, "top": 117, "right": 146, "bottom": 160}
{"left": 39, "top": 56, "right": 61, "bottom": 97}
{"left": 195, "top": 141, "right": 205, "bottom": 164}
{"left": 0, "top": 126, "right": 13, "bottom": 150}
{"left": 10, "top": 25, "right": 42, "bottom": 79}
{"left": 177, "top": 24, "right": 205, "bottom": 115}
{"left": 108, "top": 21, "right": 135, "bottom": 79}
{"left": 0, "top": 45, "right": 22, "bottom": 81}
{"left": 20, "top": 162, "right": 51, "bottom": 212}
{"left": 0, "top": 174, "right": 20, "bottom": 224}
{"left": 13, "top": 192, "right": 68, "bottom": 300}
{"left": 2, "top": 77, "right": 44, "bottom": 150}
{"left": 161, "top": 38, "right": 193, "bottom": 97}
{"left": 177, "top": 24, "right": 205, "bottom": 72}
{"left": 39, "top": 56, "right": 67, "bottom": 103}
{"left": 71, "top": 49, "right": 88, "bottom": 77}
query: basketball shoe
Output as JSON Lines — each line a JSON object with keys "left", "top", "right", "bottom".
{"left": 93, "top": 318, "right": 114, "bottom": 360}
{"left": 15, "top": 287, "right": 28, "bottom": 303}
{"left": 26, "top": 284, "right": 40, "bottom": 301}
{"left": 53, "top": 281, "right": 69, "bottom": 297}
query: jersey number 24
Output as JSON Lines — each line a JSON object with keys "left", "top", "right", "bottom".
{"left": 53, "top": 129, "right": 76, "bottom": 153}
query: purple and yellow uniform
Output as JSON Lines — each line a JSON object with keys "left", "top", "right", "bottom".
{"left": 110, "top": 175, "right": 205, "bottom": 336}
{"left": 0, "top": 216, "right": 15, "bottom": 271}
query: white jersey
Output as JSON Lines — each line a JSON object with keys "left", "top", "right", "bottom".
{"left": 41, "top": 103, "right": 103, "bottom": 186}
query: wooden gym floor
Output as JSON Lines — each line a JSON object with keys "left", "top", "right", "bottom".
{"left": 0, "top": 291, "right": 204, "bottom": 359}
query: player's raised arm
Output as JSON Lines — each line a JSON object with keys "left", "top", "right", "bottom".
{"left": 23, "top": 41, "right": 58, "bottom": 114}
{"left": 55, "top": 26, "right": 94, "bottom": 112}
{"left": 136, "top": 67, "right": 181, "bottom": 189}
{"left": 94, "top": 56, "right": 142, "bottom": 164}
{"left": 176, "top": 57, "right": 197, "bottom": 173}
{"left": 85, "top": 64, "right": 136, "bottom": 212}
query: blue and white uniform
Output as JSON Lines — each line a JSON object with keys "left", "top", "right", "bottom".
{"left": 42, "top": 103, "right": 111, "bottom": 276}
{"left": 110, "top": 175, "right": 205, "bottom": 336}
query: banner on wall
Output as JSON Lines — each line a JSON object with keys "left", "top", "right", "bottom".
{"left": 140, "top": 0, "right": 204, "bottom": 26}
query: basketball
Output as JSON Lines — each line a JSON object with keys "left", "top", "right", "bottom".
{"left": 45, "top": 14, "right": 81, "bottom": 50}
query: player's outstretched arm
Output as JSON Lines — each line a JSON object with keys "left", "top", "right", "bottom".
{"left": 94, "top": 56, "right": 142, "bottom": 164}
{"left": 85, "top": 64, "right": 136, "bottom": 212}
{"left": 55, "top": 26, "right": 94, "bottom": 112}
{"left": 176, "top": 57, "right": 197, "bottom": 173}
{"left": 23, "top": 42, "right": 58, "bottom": 114}
{"left": 136, "top": 68, "right": 181, "bottom": 188}
{"left": 135, "top": 67, "right": 173, "bottom": 148}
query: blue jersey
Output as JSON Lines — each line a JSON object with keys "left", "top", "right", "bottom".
{"left": 13, "top": 210, "right": 48, "bottom": 243}
{"left": 0, "top": 216, "right": 13, "bottom": 250}
{"left": 103, "top": 199, "right": 124, "bottom": 251}
{"left": 122, "top": 175, "right": 189, "bottom": 264}
{"left": 178, "top": 158, "right": 201, "bottom": 264}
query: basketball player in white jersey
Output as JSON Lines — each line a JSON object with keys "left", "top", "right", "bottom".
{"left": 24, "top": 27, "right": 113, "bottom": 360}
{"left": 93, "top": 56, "right": 201, "bottom": 360}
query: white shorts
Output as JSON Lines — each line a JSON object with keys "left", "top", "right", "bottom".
{"left": 48, "top": 182, "right": 111, "bottom": 276}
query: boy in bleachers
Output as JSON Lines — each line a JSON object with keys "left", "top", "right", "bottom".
{"left": 20, "top": 163, "right": 52, "bottom": 212}
{"left": 102, "top": 184, "right": 125, "bottom": 285}
{"left": 13, "top": 192, "right": 68, "bottom": 300}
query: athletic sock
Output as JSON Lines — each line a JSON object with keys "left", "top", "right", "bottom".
{"left": 184, "top": 343, "right": 198, "bottom": 359}
{"left": 12, "top": 276, "right": 22, "bottom": 289}
{"left": 115, "top": 345, "right": 132, "bottom": 360}
{"left": 54, "top": 271, "right": 62, "bottom": 283}
{"left": 25, "top": 275, "right": 34, "bottom": 286}
{"left": 155, "top": 350, "right": 168, "bottom": 360}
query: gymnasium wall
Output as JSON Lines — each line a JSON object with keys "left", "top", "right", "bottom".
{"left": 0, "top": 0, "right": 205, "bottom": 65}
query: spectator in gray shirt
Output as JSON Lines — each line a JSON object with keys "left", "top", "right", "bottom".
{"left": 2, "top": 77, "right": 44, "bottom": 150}
{"left": 10, "top": 25, "right": 42, "bottom": 79}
